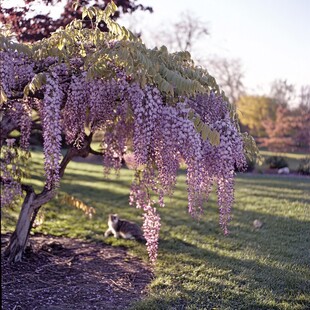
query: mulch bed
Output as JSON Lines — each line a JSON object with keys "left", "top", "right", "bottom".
{"left": 1, "top": 233, "right": 153, "bottom": 310}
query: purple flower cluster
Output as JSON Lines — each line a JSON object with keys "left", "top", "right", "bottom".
{"left": 142, "top": 205, "right": 161, "bottom": 263}
{"left": 129, "top": 165, "right": 159, "bottom": 208}
{"left": 89, "top": 77, "right": 120, "bottom": 132}
{"left": 40, "top": 67, "right": 64, "bottom": 189}
{"left": 62, "top": 74, "right": 89, "bottom": 147}
{"left": 0, "top": 139, "right": 23, "bottom": 207}
{"left": 89, "top": 75, "right": 131, "bottom": 172}
{"left": 5, "top": 101, "right": 32, "bottom": 150}
{"left": 12, "top": 52, "right": 35, "bottom": 90}
{"left": 125, "top": 87, "right": 246, "bottom": 259}
{"left": 196, "top": 95, "right": 247, "bottom": 233}
{"left": 0, "top": 51, "right": 14, "bottom": 96}
{"left": 156, "top": 103, "right": 203, "bottom": 214}
{"left": 17, "top": 101, "right": 32, "bottom": 150}
{"left": 128, "top": 90, "right": 246, "bottom": 243}
{"left": 102, "top": 105, "right": 133, "bottom": 173}
{"left": 0, "top": 51, "right": 34, "bottom": 96}
{"left": 129, "top": 84, "right": 163, "bottom": 165}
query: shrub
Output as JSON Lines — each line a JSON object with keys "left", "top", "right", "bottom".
{"left": 265, "top": 156, "right": 288, "bottom": 169}
{"left": 297, "top": 157, "right": 310, "bottom": 175}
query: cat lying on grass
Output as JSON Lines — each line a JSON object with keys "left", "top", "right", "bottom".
{"left": 104, "top": 214, "right": 145, "bottom": 242}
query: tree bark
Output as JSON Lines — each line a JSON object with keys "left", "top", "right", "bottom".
{"left": 4, "top": 186, "right": 55, "bottom": 262}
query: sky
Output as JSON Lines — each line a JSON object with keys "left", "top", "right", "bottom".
{"left": 2, "top": 0, "right": 310, "bottom": 97}
{"left": 119, "top": 0, "right": 310, "bottom": 96}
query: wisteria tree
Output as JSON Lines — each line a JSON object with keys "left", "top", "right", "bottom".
{"left": 0, "top": 2, "right": 256, "bottom": 263}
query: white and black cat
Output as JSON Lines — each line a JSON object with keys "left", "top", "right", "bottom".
{"left": 104, "top": 214, "right": 145, "bottom": 242}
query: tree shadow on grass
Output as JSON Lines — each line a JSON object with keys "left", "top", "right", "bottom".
{"left": 152, "top": 197, "right": 310, "bottom": 309}
{"left": 231, "top": 207, "right": 310, "bottom": 264}
{"left": 156, "top": 236, "right": 309, "bottom": 310}
{"left": 161, "top": 203, "right": 309, "bottom": 266}
{"left": 236, "top": 186, "right": 310, "bottom": 204}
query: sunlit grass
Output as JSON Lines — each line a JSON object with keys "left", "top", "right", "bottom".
{"left": 1, "top": 150, "right": 310, "bottom": 309}
{"left": 260, "top": 150, "right": 309, "bottom": 159}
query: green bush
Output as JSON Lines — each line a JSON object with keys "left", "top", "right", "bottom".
{"left": 265, "top": 156, "right": 288, "bottom": 169}
{"left": 297, "top": 157, "right": 310, "bottom": 175}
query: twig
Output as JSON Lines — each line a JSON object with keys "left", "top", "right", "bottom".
{"left": 109, "top": 279, "right": 132, "bottom": 292}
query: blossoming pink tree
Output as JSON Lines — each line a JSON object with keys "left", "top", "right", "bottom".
{"left": 0, "top": 3, "right": 256, "bottom": 263}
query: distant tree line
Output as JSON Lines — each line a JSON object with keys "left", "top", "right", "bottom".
{"left": 237, "top": 82, "right": 310, "bottom": 152}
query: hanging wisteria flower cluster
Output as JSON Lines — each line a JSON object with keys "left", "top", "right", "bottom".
{"left": 1, "top": 37, "right": 247, "bottom": 261}
{"left": 0, "top": 50, "right": 34, "bottom": 97}
{"left": 40, "top": 67, "right": 65, "bottom": 189}
{"left": 0, "top": 139, "right": 26, "bottom": 207}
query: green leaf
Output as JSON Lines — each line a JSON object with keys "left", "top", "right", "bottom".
{"left": 57, "top": 39, "right": 64, "bottom": 50}
{"left": 104, "top": 1, "right": 118, "bottom": 18}
{"left": 210, "top": 130, "right": 220, "bottom": 146}
{"left": 87, "top": 7, "right": 95, "bottom": 19}
{"left": 73, "top": 19, "right": 83, "bottom": 30}
{"left": 194, "top": 115, "right": 201, "bottom": 127}
{"left": 82, "top": 7, "right": 88, "bottom": 20}
{"left": 111, "top": 1, "right": 118, "bottom": 12}
{"left": 23, "top": 73, "right": 46, "bottom": 96}
{"left": 0, "top": 86, "right": 7, "bottom": 105}
{"left": 201, "top": 125, "right": 208, "bottom": 141}
{"left": 73, "top": 0, "right": 79, "bottom": 11}
{"left": 188, "top": 110, "right": 195, "bottom": 120}
{"left": 80, "top": 49, "right": 86, "bottom": 57}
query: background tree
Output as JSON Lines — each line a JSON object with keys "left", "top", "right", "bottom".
{"left": 291, "top": 104, "right": 310, "bottom": 151}
{"left": 269, "top": 79, "right": 295, "bottom": 107}
{"left": 0, "top": 0, "right": 152, "bottom": 42}
{"left": 206, "top": 57, "right": 245, "bottom": 104}
{"left": 152, "top": 11, "right": 209, "bottom": 54}
{"left": 299, "top": 85, "right": 310, "bottom": 107}
{"left": 149, "top": 13, "right": 244, "bottom": 106}
{"left": 260, "top": 105, "right": 296, "bottom": 151}
{"left": 236, "top": 95, "right": 278, "bottom": 138}
{"left": 261, "top": 87, "right": 310, "bottom": 152}
{"left": 0, "top": 3, "right": 253, "bottom": 263}
{"left": 294, "top": 85, "right": 310, "bottom": 150}
{"left": 259, "top": 84, "right": 310, "bottom": 152}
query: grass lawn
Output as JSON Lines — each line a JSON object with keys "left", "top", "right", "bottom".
{"left": 2, "top": 151, "right": 310, "bottom": 309}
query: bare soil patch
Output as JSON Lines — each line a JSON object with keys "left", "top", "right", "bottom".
{"left": 1, "top": 233, "right": 153, "bottom": 310}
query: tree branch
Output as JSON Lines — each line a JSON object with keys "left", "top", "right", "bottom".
{"left": 89, "top": 148, "right": 104, "bottom": 156}
{"left": 7, "top": 90, "right": 44, "bottom": 101}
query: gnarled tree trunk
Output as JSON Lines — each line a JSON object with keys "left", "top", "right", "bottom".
{"left": 4, "top": 133, "right": 101, "bottom": 263}
{"left": 4, "top": 186, "right": 55, "bottom": 262}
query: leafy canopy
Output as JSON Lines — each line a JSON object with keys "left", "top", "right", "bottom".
{"left": 0, "top": 2, "right": 233, "bottom": 145}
